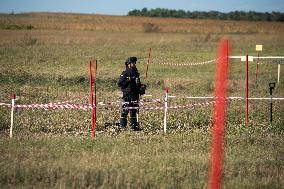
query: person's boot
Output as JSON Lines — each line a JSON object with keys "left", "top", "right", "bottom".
{"left": 119, "top": 117, "right": 127, "bottom": 129}
{"left": 130, "top": 117, "right": 140, "bottom": 131}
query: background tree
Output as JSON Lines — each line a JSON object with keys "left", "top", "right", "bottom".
{"left": 128, "top": 8, "right": 284, "bottom": 22}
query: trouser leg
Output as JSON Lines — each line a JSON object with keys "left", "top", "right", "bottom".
{"left": 120, "top": 104, "right": 128, "bottom": 128}
{"left": 130, "top": 109, "right": 138, "bottom": 130}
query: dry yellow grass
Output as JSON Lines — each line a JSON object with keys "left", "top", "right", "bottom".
{"left": 0, "top": 12, "right": 283, "bottom": 189}
{"left": 1, "top": 12, "right": 284, "bottom": 34}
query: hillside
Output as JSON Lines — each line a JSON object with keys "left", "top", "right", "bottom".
{"left": 1, "top": 12, "right": 284, "bottom": 34}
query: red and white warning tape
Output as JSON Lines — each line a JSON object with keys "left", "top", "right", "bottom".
{"left": 150, "top": 59, "right": 216, "bottom": 66}
{"left": 0, "top": 103, "right": 11, "bottom": 107}
{"left": 0, "top": 103, "right": 95, "bottom": 110}
{"left": 184, "top": 96, "right": 284, "bottom": 100}
{"left": 103, "top": 100, "right": 217, "bottom": 110}
{"left": 164, "top": 95, "right": 284, "bottom": 101}
{"left": 1, "top": 95, "right": 283, "bottom": 111}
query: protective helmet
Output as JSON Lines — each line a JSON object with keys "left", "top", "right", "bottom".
{"left": 125, "top": 57, "right": 137, "bottom": 65}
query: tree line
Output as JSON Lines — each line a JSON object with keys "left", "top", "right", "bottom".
{"left": 128, "top": 8, "right": 284, "bottom": 22}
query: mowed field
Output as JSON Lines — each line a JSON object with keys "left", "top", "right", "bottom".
{"left": 0, "top": 13, "right": 284, "bottom": 188}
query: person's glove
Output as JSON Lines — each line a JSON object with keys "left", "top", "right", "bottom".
{"left": 139, "top": 84, "right": 147, "bottom": 95}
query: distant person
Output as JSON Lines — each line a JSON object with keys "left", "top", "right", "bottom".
{"left": 117, "top": 57, "right": 146, "bottom": 131}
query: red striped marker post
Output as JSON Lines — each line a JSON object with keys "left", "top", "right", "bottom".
{"left": 93, "top": 60, "right": 97, "bottom": 138}
{"left": 208, "top": 39, "right": 230, "bottom": 189}
{"left": 145, "top": 48, "right": 152, "bottom": 79}
{"left": 89, "top": 60, "right": 97, "bottom": 139}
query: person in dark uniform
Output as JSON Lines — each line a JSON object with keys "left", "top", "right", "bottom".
{"left": 117, "top": 57, "right": 146, "bottom": 131}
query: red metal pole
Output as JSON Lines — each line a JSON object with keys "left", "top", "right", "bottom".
{"left": 92, "top": 59, "right": 97, "bottom": 138}
{"left": 208, "top": 39, "right": 230, "bottom": 189}
{"left": 246, "top": 54, "right": 249, "bottom": 127}
{"left": 145, "top": 48, "right": 151, "bottom": 79}
{"left": 89, "top": 61, "right": 94, "bottom": 136}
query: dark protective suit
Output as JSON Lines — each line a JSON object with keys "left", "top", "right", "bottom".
{"left": 117, "top": 67, "right": 141, "bottom": 130}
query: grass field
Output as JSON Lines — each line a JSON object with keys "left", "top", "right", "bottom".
{"left": 0, "top": 13, "right": 284, "bottom": 188}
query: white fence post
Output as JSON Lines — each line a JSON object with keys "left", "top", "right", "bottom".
{"left": 278, "top": 63, "right": 281, "bottom": 83}
{"left": 10, "top": 94, "right": 16, "bottom": 138}
{"left": 163, "top": 88, "right": 168, "bottom": 133}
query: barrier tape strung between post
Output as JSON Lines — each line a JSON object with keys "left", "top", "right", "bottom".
{"left": 149, "top": 96, "right": 284, "bottom": 101}
{"left": 258, "top": 60, "right": 284, "bottom": 65}
{"left": 0, "top": 101, "right": 212, "bottom": 110}
{"left": 1, "top": 95, "right": 283, "bottom": 110}
{"left": 148, "top": 59, "right": 216, "bottom": 66}
{"left": 99, "top": 99, "right": 227, "bottom": 110}
{"left": 124, "top": 96, "right": 284, "bottom": 109}
{"left": 98, "top": 95, "right": 260, "bottom": 107}
{"left": 184, "top": 96, "right": 284, "bottom": 100}
{"left": 0, "top": 103, "right": 11, "bottom": 107}
{"left": 0, "top": 95, "right": 89, "bottom": 108}
{"left": 148, "top": 57, "right": 283, "bottom": 66}
{"left": 0, "top": 103, "right": 95, "bottom": 110}
{"left": 0, "top": 99, "right": 215, "bottom": 110}
{"left": 122, "top": 99, "right": 239, "bottom": 110}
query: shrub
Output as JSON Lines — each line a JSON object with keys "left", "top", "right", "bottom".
{"left": 0, "top": 24, "right": 34, "bottom": 30}
{"left": 142, "top": 23, "right": 159, "bottom": 33}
